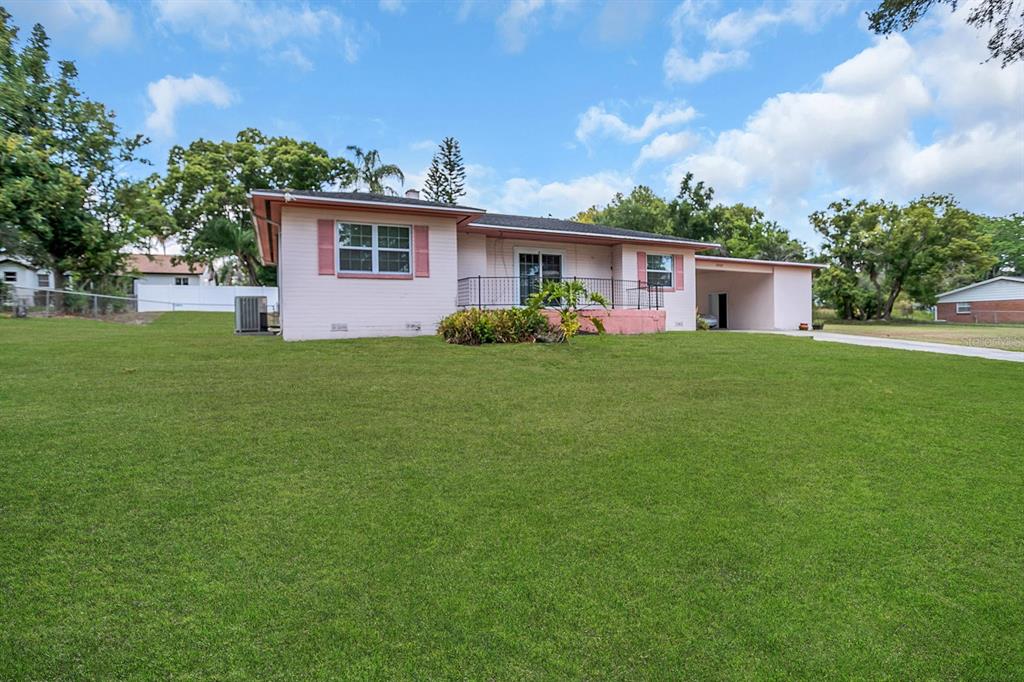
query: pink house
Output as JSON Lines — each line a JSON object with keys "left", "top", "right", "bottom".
{"left": 249, "top": 189, "right": 820, "bottom": 341}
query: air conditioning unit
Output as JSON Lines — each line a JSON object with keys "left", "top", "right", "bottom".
{"left": 235, "top": 296, "right": 269, "bottom": 334}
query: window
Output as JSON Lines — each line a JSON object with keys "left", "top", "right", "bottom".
{"left": 338, "top": 222, "right": 411, "bottom": 274}
{"left": 2, "top": 271, "right": 16, "bottom": 283}
{"left": 174, "top": 276, "right": 190, "bottom": 286}
{"left": 37, "top": 273, "right": 50, "bottom": 288}
{"left": 646, "top": 254, "right": 674, "bottom": 288}
{"left": 956, "top": 302, "right": 971, "bottom": 314}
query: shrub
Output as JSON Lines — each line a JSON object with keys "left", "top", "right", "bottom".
{"left": 528, "top": 279, "right": 609, "bottom": 340}
{"left": 438, "top": 307, "right": 549, "bottom": 345}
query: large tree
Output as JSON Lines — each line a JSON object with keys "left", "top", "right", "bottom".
{"left": 977, "top": 213, "right": 1024, "bottom": 276}
{"left": 0, "top": 11, "right": 164, "bottom": 290}
{"left": 422, "top": 136, "right": 466, "bottom": 205}
{"left": 347, "top": 145, "right": 404, "bottom": 195}
{"left": 813, "top": 195, "right": 995, "bottom": 320}
{"left": 160, "top": 128, "right": 355, "bottom": 285}
{"left": 669, "top": 172, "right": 719, "bottom": 242}
{"left": 573, "top": 185, "right": 672, "bottom": 235}
{"left": 868, "top": 0, "right": 1023, "bottom": 66}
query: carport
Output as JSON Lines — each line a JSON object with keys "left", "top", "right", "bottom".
{"left": 695, "top": 255, "right": 822, "bottom": 330}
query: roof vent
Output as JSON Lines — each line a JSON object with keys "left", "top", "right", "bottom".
{"left": 405, "top": 189, "right": 420, "bottom": 200}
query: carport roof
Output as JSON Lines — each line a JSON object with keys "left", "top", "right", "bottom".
{"left": 696, "top": 255, "right": 826, "bottom": 269}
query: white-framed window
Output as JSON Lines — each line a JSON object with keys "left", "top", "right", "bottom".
{"left": 2, "top": 271, "right": 16, "bottom": 283}
{"left": 956, "top": 302, "right": 971, "bottom": 314}
{"left": 37, "top": 273, "right": 50, "bottom": 288}
{"left": 337, "top": 222, "right": 411, "bottom": 274}
{"left": 646, "top": 254, "right": 674, "bottom": 288}
{"left": 174, "top": 276, "right": 190, "bottom": 286}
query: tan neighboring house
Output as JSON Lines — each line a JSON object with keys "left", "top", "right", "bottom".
{"left": 124, "top": 254, "right": 204, "bottom": 296}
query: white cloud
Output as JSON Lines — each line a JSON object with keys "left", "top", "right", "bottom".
{"left": 145, "top": 75, "right": 235, "bottom": 136}
{"left": 492, "top": 171, "right": 634, "bottom": 217}
{"left": 661, "top": 8, "right": 1024, "bottom": 239}
{"left": 7, "top": 0, "right": 133, "bottom": 48}
{"left": 496, "top": 0, "right": 579, "bottom": 53}
{"left": 663, "top": 47, "right": 748, "bottom": 83}
{"left": 663, "top": 0, "right": 848, "bottom": 83}
{"left": 279, "top": 47, "right": 313, "bottom": 71}
{"left": 379, "top": 0, "right": 405, "bottom": 14}
{"left": 576, "top": 101, "right": 697, "bottom": 143}
{"left": 594, "top": 0, "right": 654, "bottom": 44}
{"left": 410, "top": 139, "right": 437, "bottom": 151}
{"left": 636, "top": 131, "right": 700, "bottom": 166}
{"left": 152, "top": 0, "right": 364, "bottom": 64}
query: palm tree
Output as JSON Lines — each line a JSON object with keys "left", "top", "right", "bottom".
{"left": 195, "top": 217, "right": 261, "bottom": 285}
{"left": 346, "top": 146, "right": 404, "bottom": 195}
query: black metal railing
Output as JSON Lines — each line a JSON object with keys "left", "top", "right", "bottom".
{"left": 456, "top": 276, "right": 664, "bottom": 309}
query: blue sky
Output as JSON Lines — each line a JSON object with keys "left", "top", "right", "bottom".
{"left": 6, "top": 0, "right": 1023, "bottom": 245}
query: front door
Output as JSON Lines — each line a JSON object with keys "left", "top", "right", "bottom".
{"left": 717, "top": 293, "right": 728, "bottom": 329}
{"left": 519, "top": 252, "right": 563, "bottom": 304}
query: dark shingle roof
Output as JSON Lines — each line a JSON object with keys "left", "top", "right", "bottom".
{"left": 472, "top": 213, "right": 717, "bottom": 248}
{"left": 251, "top": 189, "right": 484, "bottom": 213}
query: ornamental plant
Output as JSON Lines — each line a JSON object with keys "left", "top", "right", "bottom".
{"left": 528, "top": 279, "right": 609, "bottom": 340}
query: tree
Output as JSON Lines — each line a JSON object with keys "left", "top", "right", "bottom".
{"left": 977, "top": 213, "right": 1024, "bottom": 276}
{"left": 812, "top": 195, "right": 996, "bottom": 320}
{"left": 0, "top": 11, "right": 164, "bottom": 290}
{"left": 868, "top": 0, "right": 1023, "bottom": 66}
{"left": 669, "top": 172, "right": 719, "bottom": 242}
{"left": 160, "top": 128, "right": 355, "bottom": 284}
{"left": 571, "top": 185, "right": 672, "bottom": 234}
{"left": 346, "top": 145, "right": 404, "bottom": 195}
{"left": 714, "top": 204, "right": 807, "bottom": 261}
{"left": 422, "top": 137, "right": 466, "bottom": 204}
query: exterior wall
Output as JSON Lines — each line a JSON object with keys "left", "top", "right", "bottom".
{"left": 482, "top": 237, "right": 614, "bottom": 279}
{"left": 278, "top": 205, "right": 459, "bottom": 340}
{"left": 132, "top": 273, "right": 200, "bottom": 296}
{"left": 1, "top": 263, "right": 51, "bottom": 289}
{"left": 936, "top": 299, "right": 1024, "bottom": 324}
{"left": 618, "top": 244, "right": 697, "bottom": 331}
{"left": 696, "top": 270, "right": 775, "bottom": 329}
{"left": 771, "top": 267, "right": 813, "bottom": 330}
{"left": 456, "top": 233, "right": 487, "bottom": 279}
{"left": 540, "top": 309, "right": 666, "bottom": 334}
{"left": 937, "top": 279, "right": 1024, "bottom": 303}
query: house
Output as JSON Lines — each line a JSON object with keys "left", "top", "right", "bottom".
{"left": 124, "top": 254, "right": 204, "bottom": 297}
{"left": 935, "top": 276, "right": 1024, "bottom": 324}
{"left": 249, "top": 189, "right": 822, "bottom": 341}
{"left": 0, "top": 255, "right": 55, "bottom": 291}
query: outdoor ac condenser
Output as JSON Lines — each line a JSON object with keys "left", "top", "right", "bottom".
{"left": 235, "top": 296, "right": 268, "bottom": 334}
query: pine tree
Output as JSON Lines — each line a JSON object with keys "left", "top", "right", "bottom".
{"left": 423, "top": 137, "right": 466, "bottom": 205}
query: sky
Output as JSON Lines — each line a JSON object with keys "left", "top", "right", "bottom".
{"left": 5, "top": 0, "right": 1024, "bottom": 246}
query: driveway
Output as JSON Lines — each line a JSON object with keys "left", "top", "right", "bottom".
{"left": 746, "top": 330, "right": 1024, "bottom": 363}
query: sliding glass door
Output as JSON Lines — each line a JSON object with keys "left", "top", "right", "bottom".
{"left": 518, "top": 252, "right": 563, "bottom": 304}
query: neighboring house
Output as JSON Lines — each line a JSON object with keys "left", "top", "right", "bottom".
{"left": 0, "top": 255, "right": 55, "bottom": 305}
{"left": 935, "top": 276, "right": 1024, "bottom": 324}
{"left": 249, "top": 189, "right": 822, "bottom": 341}
{"left": 124, "top": 254, "right": 203, "bottom": 296}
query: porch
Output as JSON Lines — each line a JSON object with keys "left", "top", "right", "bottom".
{"left": 456, "top": 276, "right": 665, "bottom": 310}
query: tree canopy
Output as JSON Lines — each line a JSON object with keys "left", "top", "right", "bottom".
{"left": 868, "top": 0, "right": 1023, "bottom": 66}
{"left": 423, "top": 137, "right": 467, "bottom": 205}
{"left": 347, "top": 145, "right": 404, "bottom": 195}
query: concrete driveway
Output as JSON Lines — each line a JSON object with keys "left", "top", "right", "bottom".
{"left": 758, "top": 330, "right": 1024, "bottom": 363}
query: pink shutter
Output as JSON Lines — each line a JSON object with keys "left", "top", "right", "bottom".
{"left": 674, "top": 254, "right": 684, "bottom": 290}
{"left": 413, "top": 225, "right": 429, "bottom": 277}
{"left": 316, "top": 219, "right": 334, "bottom": 275}
{"left": 636, "top": 251, "right": 647, "bottom": 285}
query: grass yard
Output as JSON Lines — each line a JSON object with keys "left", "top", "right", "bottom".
{"left": 1, "top": 313, "right": 1022, "bottom": 679}
{"left": 824, "top": 320, "right": 1024, "bottom": 352}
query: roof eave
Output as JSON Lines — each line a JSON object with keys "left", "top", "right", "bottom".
{"left": 466, "top": 222, "right": 719, "bottom": 250}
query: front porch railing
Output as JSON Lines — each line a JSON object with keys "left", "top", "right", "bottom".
{"left": 456, "top": 276, "right": 664, "bottom": 310}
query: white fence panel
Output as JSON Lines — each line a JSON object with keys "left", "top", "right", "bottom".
{"left": 136, "top": 285, "right": 278, "bottom": 312}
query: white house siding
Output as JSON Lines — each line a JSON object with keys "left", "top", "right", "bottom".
{"left": 278, "top": 205, "right": 459, "bottom": 340}
{"left": 132, "top": 273, "right": 201, "bottom": 296}
{"left": 771, "top": 267, "right": 813, "bottom": 329}
{"left": 937, "top": 279, "right": 1024, "bottom": 303}
{"left": 0, "top": 262, "right": 52, "bottom": 289}
{"left": 618, "top": 244, "right": 697, "bottom": 331}
{"left": 482, "top": 237, "right": 614, "bottom": 279}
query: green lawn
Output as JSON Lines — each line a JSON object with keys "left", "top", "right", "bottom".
{"left": 824, "top": 320, "right": 1024, "bottom": 352}
{"left": 1, "top": 313, "right": 1022, "bottom": 679}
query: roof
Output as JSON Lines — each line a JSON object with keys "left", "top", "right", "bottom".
{"left": 0, "top": 254, "right": 34, "bottom": 268}
{"left": 695, "top": 255, "right": 825, "bottom": 269}
{"left": 250, "top": 189, "right": 485, "bottom": 213}
{"left": 124, "top": 254, "right": 200, "bottom": 275}
{"left": 936, "top": 275, "right": 1024, "bottom": 300}
{"left": 470, "top": 213, "right": 718, "bottom": 249}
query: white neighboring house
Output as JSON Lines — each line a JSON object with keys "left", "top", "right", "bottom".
{"left": 124, "top": 254, "right": 204, "bottom": 296}
{"left": 0, "top": 255, "right": 55, "bottom": 304}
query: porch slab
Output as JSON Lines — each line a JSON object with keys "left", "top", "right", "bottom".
{"left": 542, "top": 308, "right": 666, "bottom": 334}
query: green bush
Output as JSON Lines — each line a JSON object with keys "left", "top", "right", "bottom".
{"left": 438, "top": 307, "right": 549, "bottom": 345}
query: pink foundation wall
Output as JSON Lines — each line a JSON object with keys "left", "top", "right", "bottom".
{"left": 540, "top": 309, "right": 666, "bottom": 334}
